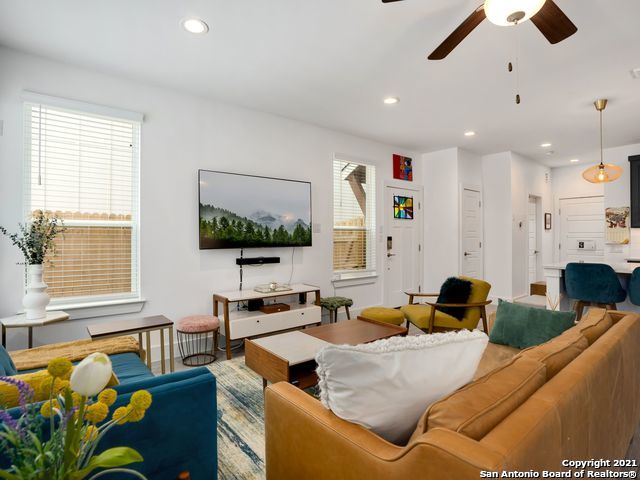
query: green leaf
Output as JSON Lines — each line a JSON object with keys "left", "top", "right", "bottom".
{"left": 70, "top": 447, "right": 143, "bottom": 480}
{"left": 0, "top": 471, "right": 21, "bottom": 480}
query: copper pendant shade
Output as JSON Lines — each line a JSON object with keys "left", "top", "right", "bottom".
{"left": 582, "top": 99, "right": 622, "bottom": 183}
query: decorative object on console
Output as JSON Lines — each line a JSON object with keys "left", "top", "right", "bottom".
{"left": 582, "top": 99, "right": 623, "bottom": 184}
{"left": 489, "top": 299, "right": 576, "bottom": 349}
{"left": 259, "top": 303, "right": 291, "bottom": 314}
{"left": 392, "top": 154, "right": 413, "bottom": 181}
{"left": 0, "top": 210, "right": 65, "bottom": 320}
{"left": 393, "top": 195, "right": 414, "bottom": 219}
{"left": 199, "top": 170, "right": 312, "bottom": 249}
{"left": 254, "top": 283, "right": 293, "bottom": 293}
{"left": 544, "top": 212, "right": 552, "bottom": 230}
{"left": 605, "top": 207, "right": 630, "bottom": 244}
{"left": 315, "top": 330, "right": 489, "bottom": 444}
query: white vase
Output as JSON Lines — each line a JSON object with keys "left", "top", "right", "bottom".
{"left": 23, "top": 264, "right": 50, "bottom": 320}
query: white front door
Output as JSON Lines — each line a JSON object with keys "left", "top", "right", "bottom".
{"left": 384, "top": 186, "right": 423, "bottom": 307}
{"left": 559, "top": 196, "right": 605, "bottom": 262}
{"left": 528, "top": 196, "right": 539, "bottom": 284}
{"left": 460, "top": 188, "right": 483, "bottom": 278}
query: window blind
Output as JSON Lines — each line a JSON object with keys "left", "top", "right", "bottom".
{"left": 333, "top": 157, "right": 376, "bottom": 276}
{"left": 24, "top": 101, "right": 140, "bottom": 302}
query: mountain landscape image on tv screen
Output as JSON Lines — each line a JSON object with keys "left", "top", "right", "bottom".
{"left": 199, "top": 170, "right": 312, "bottom": 249}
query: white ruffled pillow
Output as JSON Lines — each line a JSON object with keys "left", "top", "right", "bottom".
{"left": 315, "top": 330, "right": 489, "bottom": 444}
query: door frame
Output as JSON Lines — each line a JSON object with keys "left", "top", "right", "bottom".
{"left": 526, "top": 194, "right": 542, "bottom": 287}
{"left": 383, "top": 181, "right": 424, "bottom": 306}
{"left": 458, "top": 184, "right": 484, "bottom": 278}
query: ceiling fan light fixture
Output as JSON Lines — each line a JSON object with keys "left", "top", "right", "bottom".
{"left": 484, "top": 0, "right": 547, "bottom": 26}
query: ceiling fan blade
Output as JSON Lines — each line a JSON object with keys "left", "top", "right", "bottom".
{"left": 381, "top": 0, "right": 405, "bottom": 3}
{"left": 530, "top": 0, "right": 577, "bottom": 44}
{"left": 428, "top": 6, "right": 486, "bottom": 60}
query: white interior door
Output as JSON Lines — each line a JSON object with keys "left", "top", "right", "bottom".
{"left": 460, "top": 188, "right": 483, "bottom": 278}
{"left": 528, "top": 196, "right": 538, "bottom": 284}
{"left": 559, "top": 196, "right": 605, "bottom": 262}
{"left": 384, "top": 186, "right": 423, "bottom": 307}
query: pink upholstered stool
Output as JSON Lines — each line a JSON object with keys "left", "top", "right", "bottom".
{"left": 176, "top": 315, "right": 220, "bottom": 366}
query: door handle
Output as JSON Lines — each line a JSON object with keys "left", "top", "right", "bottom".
{"left": 464, "top": 252, "right": 470, "bottom": 257}
{"left": 387, "top": 253, "right": 396, "bottom": 258}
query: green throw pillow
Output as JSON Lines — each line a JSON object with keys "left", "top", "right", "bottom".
{"left": 489, "top": 300, "right": 576, "bottom": 349}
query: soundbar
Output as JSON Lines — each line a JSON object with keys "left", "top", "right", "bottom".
{"left": 236, "top": 256, "right": 281, "bottom": 266}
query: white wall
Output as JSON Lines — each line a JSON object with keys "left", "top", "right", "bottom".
{"left": 551, "top": 142, "right": 640, "bottom": 262}
{"left": 0, "top": 47, "right": 418, "bottom": 349}
{"left": 481, "top": 152, "right": 513, "bottom": 300}
{"left": 421, "top": 148, "right": 459, "bottom": 292}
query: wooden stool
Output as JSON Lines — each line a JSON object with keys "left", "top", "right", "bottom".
{"left": 319, "top": 296, "right": 353, "bottom": 323}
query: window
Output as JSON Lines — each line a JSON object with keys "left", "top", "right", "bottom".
{"left": 24, "top": 95, "right": 141, "bottom": 304}
{"left": 333, "top": 157, "right": 376, "bottom": 278}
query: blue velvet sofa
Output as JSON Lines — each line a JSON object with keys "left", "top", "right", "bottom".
{"left": 1, "top": 352, "right": 218, "bottom": 480}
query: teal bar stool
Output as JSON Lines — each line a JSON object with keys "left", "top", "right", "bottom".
{"left": 319, "top": 296, "right": 353, "bottom": 323}
{"left": 628, "top": 267, "right": 640, "bottom": 306}
{"left": 564, "top": 263, "right": 626, "bottom": 320}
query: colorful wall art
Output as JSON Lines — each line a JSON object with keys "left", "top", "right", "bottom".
{"left": 605, "top": 206, "right": 630, "bottom": 244}
{"left": 393, "top": 154, "right": 413, "bottom": 181}
{"left": 394, "top": 196, "right": 414, "bottom": 219}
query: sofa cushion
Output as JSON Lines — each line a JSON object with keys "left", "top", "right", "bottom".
{"left": 520, "top": 333, "right": 588, "bottom": 379}
{"left": 315, "top": 330, "right": 488, "bottom": 445}
{"left": 412, "top": 356, "right": 546, "bottom": 441}
{"left": 574, "top": 309, "right": 613, "bottom": 345}
{"left": 473, "top": 342, "right": 521, "bottom": 380}
{"left": 489, "top": 300, "right": 576, "bottom": 349}
{"left": 437, "top": 277, "right": 473, "bottom": 320}
{"left": 110, "top": 352, "right": 154, "bottom": 384}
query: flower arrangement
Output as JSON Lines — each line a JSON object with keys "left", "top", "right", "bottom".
{"left": 0, "top": 353, "right": 152, "bottom": 479}
{"left": 0, "top": 210, "right": 65, "bottom": 265}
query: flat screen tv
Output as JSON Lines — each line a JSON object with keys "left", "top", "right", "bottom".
{"left": 199, "top": 170, "right": 312, "bottom": 249}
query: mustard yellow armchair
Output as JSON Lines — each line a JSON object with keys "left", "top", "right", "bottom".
{"left": 400, "top": 276, "right": 491, "bottom": 334}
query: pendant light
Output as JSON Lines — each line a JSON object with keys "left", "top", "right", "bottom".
{"left": 582, "top": 99, "right": 622, "bottom": 184}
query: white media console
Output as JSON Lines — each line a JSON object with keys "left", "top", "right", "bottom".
{"left": 213, "top": 283, "right": 322, "bottom": 359}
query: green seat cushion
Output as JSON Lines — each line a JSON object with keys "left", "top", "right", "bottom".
{"left": 360, "top": 307, "right": 405, "bottom": 326}
{"left": 489, "top": 300, "right": 576, "bottom": 349}
{"left": 320, "top": 296, "right": 353, "bottom": 310}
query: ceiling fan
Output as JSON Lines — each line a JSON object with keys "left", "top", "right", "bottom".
{"left": 382, "top": 0, "right": 577, "bottom": 60}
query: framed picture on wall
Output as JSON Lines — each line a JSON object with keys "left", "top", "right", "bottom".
{"left": 544, "top": 213, "right": 552, "bottom": 230}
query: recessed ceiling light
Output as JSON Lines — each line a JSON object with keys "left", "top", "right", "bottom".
{"left": 570, "top": 158, "right": 580, "bottom": 163}
{"left": 540, "top": 142, "right": 552, "bottom": 148}
{"left": 181, "top": 18, "right": 209, "bottom": 34}
{"left": 464, "top": 131, "right": 476, "bottom": 137}
{"left": 383, "top": 97, "right": 399, "bottom": 105}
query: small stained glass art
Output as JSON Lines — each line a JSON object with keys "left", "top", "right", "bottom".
{"left": 394, "top": 196, "right": 413, "bottom": 219}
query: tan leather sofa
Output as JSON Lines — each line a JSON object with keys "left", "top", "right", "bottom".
{"left": 265, "top": 309, "right": 640, "bottom": 479}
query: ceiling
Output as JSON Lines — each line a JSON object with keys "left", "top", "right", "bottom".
{"left": 0, "top": 0, "right": 639, "bottom": 167}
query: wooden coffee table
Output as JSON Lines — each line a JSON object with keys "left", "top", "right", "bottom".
{"left": 245, "top": 317, "right": 407, "bottom": 389}
{"left": 87, "top": 315, "right": 175, "bottom": 373}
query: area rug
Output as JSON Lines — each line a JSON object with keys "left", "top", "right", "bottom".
{"left": 208, "top": 357, "right": 266, "bottom": 480}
